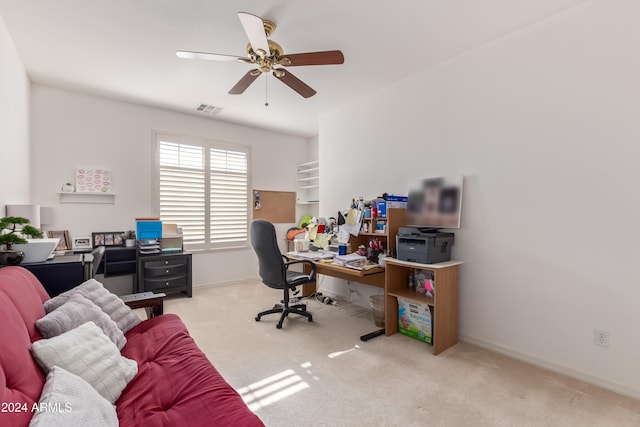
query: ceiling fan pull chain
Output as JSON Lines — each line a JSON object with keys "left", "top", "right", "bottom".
{"left": 264, "top": 73, "right": 269, "bottom": 107}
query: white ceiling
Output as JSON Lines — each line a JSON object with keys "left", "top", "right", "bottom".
{"left": 0, "top": 0, "right": 585, "bottom": 137}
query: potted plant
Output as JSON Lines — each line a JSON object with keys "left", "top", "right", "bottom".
{"left": 61, "top": 182, "right": 75, "bottom": 192}
{"left": 0, "top": 216, "right": 44, "bottom": 266}
{"left": 123, "top": 230, "right": 136, "bottom": 247}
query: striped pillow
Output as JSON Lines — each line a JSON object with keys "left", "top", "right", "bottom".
{"left": 31, "top": 322, "right": 138, "bottom": 403}
{"left": 36, "top": 293, "right": 126, "bottom": 349}
{"left": 44, "top": 279, "right": 141, "bottom": 333}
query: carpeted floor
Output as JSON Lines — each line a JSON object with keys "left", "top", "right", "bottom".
{"left": 162, "top": 281, "right": 640, "bottom": 426}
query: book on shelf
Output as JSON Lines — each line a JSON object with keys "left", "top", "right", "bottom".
{"left": 135, "top": 217, "right": 160, "bottom": 221}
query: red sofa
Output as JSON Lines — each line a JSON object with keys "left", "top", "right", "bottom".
{"left": 0, "top": 266, "right": 263, "bottom": 427}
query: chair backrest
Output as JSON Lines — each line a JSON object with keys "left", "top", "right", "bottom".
{"left": 250, "top": 219, "right": 287, "bottom": 289}
{"left": 91, "top": 246, "right": 106, "bottom": 277}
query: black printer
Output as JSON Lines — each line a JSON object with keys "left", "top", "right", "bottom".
{"left": 396, "top": 227, "right": 454, "bottom": 264}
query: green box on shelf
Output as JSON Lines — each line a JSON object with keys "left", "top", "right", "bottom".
{"left": 397, "top": 297, "right": 432, "bottom": 344}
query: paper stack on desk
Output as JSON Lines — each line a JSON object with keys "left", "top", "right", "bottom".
{"left": 333, "top": 253, "right": 366, "bottom": 266}
{"left": 287, "top": 251, "right": 335, "bottom": 260}
{"left": 343, "top": 259, "right": 381, "bottom": 270}
{"left": 334, "top": 253, "right": 381, "bottom": 270}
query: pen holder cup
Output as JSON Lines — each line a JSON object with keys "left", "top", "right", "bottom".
{"left": 368, "top": 249, "right": 381, "bottom": 263}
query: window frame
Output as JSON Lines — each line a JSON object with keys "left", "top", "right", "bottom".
{"left": 152, "top": 132, "right": 251, "bottom": 251}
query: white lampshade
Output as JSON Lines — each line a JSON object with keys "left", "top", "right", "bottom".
{"left": 5, "top": 205, "right": 42, "bottom": 229}
{"left": 40, "top": 207, "right": 53, "bottom": 225}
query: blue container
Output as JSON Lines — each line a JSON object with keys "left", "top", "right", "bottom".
{"left": 137, "top": 221, "right": 162, "bottom": 240}
{"left": 376, "top": 200, "right": 387, "bottom": 218}
{"left": 338, "top": 244, "right": 347, "bottom": 255}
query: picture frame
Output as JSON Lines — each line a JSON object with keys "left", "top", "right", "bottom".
{"left": 92, "top": 231, "right": 125, "bottom": 247}
{"left": 72, "top": 237, "right": 92, "bottom": 251}
{"left": 48, "top": 230, "right": 71, "bottom": 251}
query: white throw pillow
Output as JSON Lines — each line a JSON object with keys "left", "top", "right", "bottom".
{"left": 44, "top": 278, "right": 141, "bottom": 333}
{"left": 31, "top": 322, "right": 138, "bottom": 404}
{"left": 29, "top": 366, "right": 118, "bottom": 427}
{"left": 36, "top": 293, "right": 126, "bottom": 350}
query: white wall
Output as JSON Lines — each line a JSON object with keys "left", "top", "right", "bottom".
{"left": 319, "top": 1, "right": 640, "bottom": 397}
{"left": 0, "top": 13, "right": 30, "bottom": 211}
{"left": 30, "top": 85, "right": 309, "bottom": 290}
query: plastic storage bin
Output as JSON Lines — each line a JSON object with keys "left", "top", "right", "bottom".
{"left": 369, "top": 295, "right": 385, "bottom": 327}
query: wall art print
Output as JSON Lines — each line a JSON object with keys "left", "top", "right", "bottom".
{"left": 75, "top": 168, "right": 112, "bottom": 193}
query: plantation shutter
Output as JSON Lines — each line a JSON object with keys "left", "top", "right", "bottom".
{"left": 157, "top": 136, "right": 250, "bottom": 250}
{"left": 210, "top": 148, "right": 249, "bottom": 245}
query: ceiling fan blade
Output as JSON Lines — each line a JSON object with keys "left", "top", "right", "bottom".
{"left": 273, "top": 70, "right": 316, "bottom": 98}
{"left": 176, "top": 50, "right": 244, "bottom": 62}
{"left": 278, "top": 50, "right": 345, "bottom": 67}
{"left": 229, "top": 70, "right": 261, "bottom": 95}
{"left": 238, "top": 12, "right": 270, "bottom": 56}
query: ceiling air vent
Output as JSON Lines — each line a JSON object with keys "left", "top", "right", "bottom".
{"left": 195, "top": 103, "right": 223, "bottom": 114}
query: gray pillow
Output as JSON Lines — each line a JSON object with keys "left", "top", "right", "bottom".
{"left": 31, "top": 321, "right": 138, "bottom": 404}
{"left": 29, "top": 366, "right": 118, "bottom": 427}
{"left": 36, "top": 293, "right": 126, "bottom": 350}
{"left": 44, "top": 279, "right": 141, "bottom": 333}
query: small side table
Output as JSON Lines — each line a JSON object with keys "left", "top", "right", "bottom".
{"left": 121, "top": 291, "right": 166, "bottom": 319}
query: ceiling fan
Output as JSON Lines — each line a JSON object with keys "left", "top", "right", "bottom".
{"left": 176, "top": 12, "right": 344, "bottom": 99}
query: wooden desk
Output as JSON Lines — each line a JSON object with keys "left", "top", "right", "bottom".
{"left": 294, "top": 258, "right": 385, "bottom": 296}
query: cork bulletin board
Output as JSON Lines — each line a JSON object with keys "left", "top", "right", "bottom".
{"left": 252, "top": 190, "right": 296, "bottom": 223}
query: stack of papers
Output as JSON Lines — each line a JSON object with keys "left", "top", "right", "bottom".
{"left": 287, "top": 251, "right": 335, "bottom": 260}
{"left": 333, "top": 253, "right": 366, "bottom": 266}
{"left": 343, "top": 259, "right": 381, "bottom": 271}
{"left": 333, "top": 253, "right": 382, "bottom": 270}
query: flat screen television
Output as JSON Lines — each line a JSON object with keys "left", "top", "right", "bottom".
{"left": 407, "top": 176, "right": 463, "bottom": 229}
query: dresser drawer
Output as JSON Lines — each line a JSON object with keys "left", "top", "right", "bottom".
{"left": 137, "top": 253, "right": 192, "bottom": 297}
{"left": 144, "top": 275, "right": 187, "bottom": 291}
{"left": 144, "top": 263, "right": 187, "bottom": 278}
{"left": 143, "top": 257, "right": 187, "bottom": 269}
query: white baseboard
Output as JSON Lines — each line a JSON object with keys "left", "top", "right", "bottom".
{"left": 459, "top": 333, "right": 640, "bottom": 400}
{"left": 193, "top": 276, "right": 259, "bottom": 289}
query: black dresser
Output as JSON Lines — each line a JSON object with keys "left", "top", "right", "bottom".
{"left": 22, "top": 254, "right": 90, "bottom": 297}
{"left": 137, "top": 253, "right": 192, "bottom": 297}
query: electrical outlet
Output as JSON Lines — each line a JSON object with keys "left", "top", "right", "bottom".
{"left": 594, "top": 329, "right": 610, "bottom": 348}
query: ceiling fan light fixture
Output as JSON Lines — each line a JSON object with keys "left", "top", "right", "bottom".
{"left": 261, "top": 19, "right": 276, "bottom": 37}
{"left": 179, "top": 12, "right": 344, "bottom": 99}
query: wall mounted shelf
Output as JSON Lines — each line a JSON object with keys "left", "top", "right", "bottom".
{"left": 296, "top": 160, "right": 319, "bottom": 204}
{"left": 57, "top": 192, "right": 115, "bottom": 204}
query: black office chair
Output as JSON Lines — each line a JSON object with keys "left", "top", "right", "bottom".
{"left": 250, "top": 219, "right": 316, "bottom": 329}
{"left": 90, "top": 246, "right": 105, "bottom": 278}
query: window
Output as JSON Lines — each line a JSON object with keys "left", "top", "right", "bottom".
{"left": 155, "top": 134, "right": 250, "bottom": 250}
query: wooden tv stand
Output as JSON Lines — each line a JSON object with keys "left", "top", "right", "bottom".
{"left": 384, "top": 258, "right": 463, "bottom": 355}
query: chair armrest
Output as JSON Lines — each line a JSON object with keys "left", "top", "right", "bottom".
{"left": 121, "top": 292, "right": 166, "bottom": 319}
{"left": 284, "top": 259, "right": 317, "bottom": 281}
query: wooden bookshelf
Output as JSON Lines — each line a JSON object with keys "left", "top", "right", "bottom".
{"left": 349, "top": 208, "right": 406, "bottom": 256}
{"left": 384, "top": 258, "right": 463, "bottom": 355}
